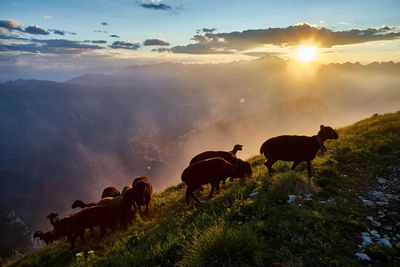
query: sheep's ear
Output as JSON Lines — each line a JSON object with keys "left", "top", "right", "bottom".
{"left": 320, "top": 125, "right": 324, "bottom": 129}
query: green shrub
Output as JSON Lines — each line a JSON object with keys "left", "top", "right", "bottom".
{"left": 267, "top": 172, "right": 312, "bottom": 203}
{"left": 179, "top": 223, "right": 265, "bottom": 267}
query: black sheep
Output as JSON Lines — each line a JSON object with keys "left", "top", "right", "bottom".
{"left": 47, "top": 205, "right": 114, "bottom": 249}
{"left": 132, "top": 177, "right": 153, "bottom": 217}
{"left": 189, "top": 144, "right": 243, "bottom": 165}
{"left": 260, "top": 125, "right": 338, "bottom": 177}
{"left": 34, "top": 230, "right": 57, "bottom": 245}
{"left": 182, "top": 157, "right": 252, "bottom": 203}
{"left": 101, "top": 186, "right": 121, "bottom": 198}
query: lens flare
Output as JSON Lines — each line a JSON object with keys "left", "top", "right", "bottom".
{"left": 297, "top": 46, "right": 317, "bottom": 62}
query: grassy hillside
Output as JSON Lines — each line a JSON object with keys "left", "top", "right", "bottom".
{"left": 8, "top": 111, "right": 400, "bottom": 266}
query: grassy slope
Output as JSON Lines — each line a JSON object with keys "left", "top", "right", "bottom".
{"left": 8, "top": 111, "right": 400, "bottom": 267}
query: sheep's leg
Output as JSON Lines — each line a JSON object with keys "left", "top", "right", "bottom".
{"left": 307, "top": 161, "right": 312, "bottom": 182}
{"left": 215, "top": 181, "right": 221, "bottom": 194}
{"left": 79, "top": 229, "right": 85, "bottom": 243}
{"left": 189, "top": 189, "right": 201, "bottom": 204}
{"left": 208, "top": 183, "right": 216, "bottom": 199}
{"left": 291, "top": 161, "right": 302, "bottom": 170}
{"left": 69, "top": 234, "right": 76, "bottom": 249}
{"left": 264, "top": 158, "right": 277, "bottom": 173}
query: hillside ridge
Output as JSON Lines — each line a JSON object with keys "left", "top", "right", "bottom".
{"left": 6, "top": 111, "right": 400, "bottom": 266}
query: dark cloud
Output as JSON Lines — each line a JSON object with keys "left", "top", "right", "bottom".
{"left": 171, "top": 23, "right": 400, "bottom": 54}
{"left": 202, "top": 27, "right": 216, "bottom": 33}
{"left": 140, "top": 3, "right": 171, "bottom": 10}
{"left": 94, "top": 30, "right": 108, "bottom": 33}
{"left": 109, "top": 41, "right": 140, "bottom": 50}
{"left": 110, "top": 34, "right": 120, "bottom": 38}
{"left": 99, "top": 22, "right": 108, "bottom": 26}
{"left": 25, "top": 25, "right": 49, "bottom": 35}
{"left": 0, "top": 39, "right": 103, "bottom": 54}
{"left": 92, "top": 40, "right": 107, "bottom": 44}
{"left": 0, "top": 19, "right": 23, "bottom": 31}
{"left": 143, "top": 39, "right": 170, "bottom": 46}
{"left": 49, "top": 29, "right": 65, "bottom": 35}
{"left": 151, "top": 47, "right": 170, "bottom": 53}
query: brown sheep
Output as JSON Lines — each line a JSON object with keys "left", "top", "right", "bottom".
{"left": 71, "top": 186, "right": 120, "bottom": 209}
{"left": 181, "top": 157, "right": 252, "bottom": 204}
{"left": 189, "top": 144, "right": 244, "bottom": 183}
{"left": 47, "top": 205, "right": 114, "bottom": 249}
{"left": 132, "top": 177, "right": 153, "bottom": 217}
{"left": 260, "top": 125, "right": 339, "bottom": 178}
{"left": 71, "top": 200, "right": 97, "bottom": 209}
{"left": 230, "top": 144, "right": 244, "bottom": 155}
{"left": 101, "top": 186, "right": 121, "bottom": 198}
{"left": 33, "top": 230, "right": 57, "bottom": 245}
{"left": 189, "top": 145, "right": 242, "bottom": 165}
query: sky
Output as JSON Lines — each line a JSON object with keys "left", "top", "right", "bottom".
{"left": 1, "top": 0, "right": 400, "bottom": 81}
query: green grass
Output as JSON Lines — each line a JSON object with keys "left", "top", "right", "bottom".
{"left": 8, "top": 111, "right": 400, "bottom": 266}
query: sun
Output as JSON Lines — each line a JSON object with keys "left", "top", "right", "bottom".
{"left": 297, "top": 46, "right": 317, "bottom": 62}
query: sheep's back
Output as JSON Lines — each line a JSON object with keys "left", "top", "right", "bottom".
{"left": 261, "top": 135, "right": 317, "bottom": 160}
{"left": 190, "top": 151, "right": 237, "bottom": 165}
{"left": 182, "top": 157, "right": 234, "bottom": 186}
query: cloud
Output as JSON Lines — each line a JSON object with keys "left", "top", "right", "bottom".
{"left": 98, "top": 22, "right": 108, "bottom": 26}
{"left": 43, "top": 15, "right": 52, "bottom": 20}
{"left": 0, "top": 19, "right": 23, "bottom": 31}
{"left": 110, "top": 34, "right": 120, "bottom": 38}
{"left": 202, "top": 27, "right": 216, "bottom": 33}
{"left": 25, "top": 25, "right": 49, "bottom": 35}
{"left": 109, "top": 41, "right": 140, "bottom": 50}
{"left": 171, "top": 23, "right": 400, "bottom": 54}
{"left": 49, "top": 29, "right": 65, "bottom": 35}
{"left": 94, "top": 30, "right": 108, "bottom": 33}
{"left": 151, "top": 47, "right": 170, "bottom": 53}
{"left": 92, "top": 40, "right": 107, "bottom": 44}
{"left": 0, "top": 39, "right": 103, "bottom": 54}
{"left": 143, "top": 38, "right": 170, "bottom": 46}
{"left": 139, "top": 2, "right": 172, "bottom": 10}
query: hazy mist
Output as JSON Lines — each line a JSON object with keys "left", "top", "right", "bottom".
{"left": 0, "top": 57, "right": 399, "bottom": 231}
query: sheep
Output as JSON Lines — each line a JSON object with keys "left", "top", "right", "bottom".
{"left": 230, "top": 144, "right": 244, "bottom": 155}
{"left": 101, "top": 186, "right": 121, "bottom": 198}
{"left": 33, "top": 230, "right": 57, "bottom": 246}
{"left": 189, "top": 144, "right": 243, "bottom": 165}
{"left": 189, "top": 144, "right": 244, "bottom": 183}
{"left": 181, "top": 157, "right": 252, "bottom": 204}
{"left": 71, "top": 200, "right": 97, "bottom": 209}
{"left": 71, "top": 186, "right": 121, "bottom": 209}
{"left": 132, "top": 177, "right": 153, "bottom": 217}
{"left": 260, "top": 125, "right": 339, "bottom": 178}
{"left": 46, "top": 205, "right": 114, "bottom": 249}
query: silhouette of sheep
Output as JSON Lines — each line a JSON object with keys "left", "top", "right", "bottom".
{"left": 260, "top": 125, "right": 338, "bottom": 178}
{"left": 47, "top": 206, "right": 114, "bottom": 249}
{"left": 132, "top": 177, "right": 153, "bottom": 217}
{"left": 71, "top": 186, "right": 121, "bottom": 209}
{"left": 101, "top": 186, "right": 121, "bottom": 198}
{"left": 182, "top": 157, "right": 252, "bottom": 204}
{"left": 189, "top": 144, "right": 243, "bottom": 165}
{"left": 189, "top": 144, "right": 244, "bottom": 183}
{"left": 33, "top": 230, "right": 57, "bottom": 245}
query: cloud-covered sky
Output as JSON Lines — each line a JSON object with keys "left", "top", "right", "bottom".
{"left": 0, "top": 0, "right": 399, "bottom": 81}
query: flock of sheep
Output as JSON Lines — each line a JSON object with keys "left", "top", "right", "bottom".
{"left": 33, "top": 125, "right": 339, "bottom": 250}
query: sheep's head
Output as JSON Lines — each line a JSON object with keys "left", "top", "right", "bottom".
{"left": 233, "top": 144, "right": 243, "bottom": 151}
{"left": 318, "top": 125, "right": 338, "bottom": 141}
{"left": 46, "top": 213, "right": 59, "bottom": 225}
{"left": 236, "top": 159, "right": 252, "bottom": 179}
{"left": 71, "top": 200, "right": 85, "bottom": 209}
{"left": 34, "top": 231, "right": 43, "bottom": 238}
{"left": 123, "top": 188, "right": 136, "bottom": 205}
